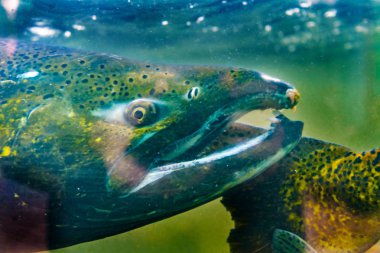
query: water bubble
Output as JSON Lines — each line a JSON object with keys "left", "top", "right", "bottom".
{"left": 285, "top": 8, "right": 300, "bottom": 16}
{"left": 29, "top": 27, "right": 59, "bottom": 37}
{"left": 306, "top": 21, "right": 316, "bottom": 28}
{"left": 355, "top": 25, "right": 369, "bottom": 34}
{"left": 299, "top": 0, "right": 312, "bottom": 8}
{"left": 324, "top": 9, "right": 337, "bottom": 18}
{"left": 64, "top": 31, "right": 72, "bottom": 37}
{"left": 211, "top": 26, "right": 219, "bottom": 32}
{"left": 72, "top": 24, "right": 86, "bottom": 31}
{"left": 196, "top": 16, "right": 205, "bottom": 24}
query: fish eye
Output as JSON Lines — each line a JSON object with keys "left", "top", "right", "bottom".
{"left": 124, "top": 100, "right": 159, "bottom": 127}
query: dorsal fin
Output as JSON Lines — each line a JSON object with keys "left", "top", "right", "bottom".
{"left": 272, "top": 229, "right": 317, "bottom": 253}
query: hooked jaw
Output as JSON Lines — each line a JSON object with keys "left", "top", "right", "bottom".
{"left": 123, "top": 72, "right": 302, "bottom": 196}
{"left": 150, "top": 72, "right": 300, "bottom": 168}
{"left": 105, "top": 70, "right": 301, "bottom": 196}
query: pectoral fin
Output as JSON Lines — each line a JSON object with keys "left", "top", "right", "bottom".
{"left": 272, "top": 229, "right": 317, "bottom": 253}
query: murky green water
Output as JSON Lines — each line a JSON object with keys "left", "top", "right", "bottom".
{"left": 1, "top": 0, "right": 380, "bottom": 252}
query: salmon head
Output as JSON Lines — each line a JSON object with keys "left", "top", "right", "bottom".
{"left": 0, "top": 39, "right": 303, "bottom": 250}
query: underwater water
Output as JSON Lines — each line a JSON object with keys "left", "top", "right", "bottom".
{"left": 1, "top": 0, "right": 380, "bottom": 252}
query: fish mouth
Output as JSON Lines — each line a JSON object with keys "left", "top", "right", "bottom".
{"left": 154, "top": 87, "right": 300, "bottom": 166}
{"left": 107, "top": 79, "right": 300, "bottom": 194}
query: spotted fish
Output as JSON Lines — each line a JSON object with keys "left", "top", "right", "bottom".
{"left": 221, "top": 123, "right": 380, "bottom": 253}
{"left": 0, "top": 39, "right": 301, "bottom": 252}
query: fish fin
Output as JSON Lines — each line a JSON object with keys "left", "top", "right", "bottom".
{"left": 220, "top": 123, "right": 353, "bottom": 253}
{"left": 272, "top": 229, "right": 317, "bottom": 253}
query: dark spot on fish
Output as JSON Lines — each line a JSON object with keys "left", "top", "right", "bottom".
{"left": 113, "top": 80, "right": 118, "bottom": 85}
{"left": 82, "top": 79, "right": 89, "bottom": 83}
{"left": 146, "top": 65, "right": 151, "bottom": 68}
{"left": 185, "top": 80, "right": 190, "bottom": 85}
{"left": 45, "top": 65, "right": 51, "bottom": 69}
{"left": 96, "top": 87, "right": 103, "bottom": 91}
{"left": 65, "top": 80, "right": 71, "bottom": 85}
{"left": 142, "top": 74, "right": 148, "bottom": 79}
{"left": 43, "top": 94, "right": 54, "bottom": 99}
{"left": 105, "top": 77, "right": 110, "bottom": 82}
{"left": 79, "top": 60, "right": 85, "bottom": 65}
{"left": 149, "top": 88, "right": 155, "bottom": 95}
{"left": 79, "top": 105, "right": 85, "bottom": 109}
{"left": 129, "top": 78, "right": 134, "bottom": 83}
{"left": 100, "top": 64, "right": 105, "bottom": 69}
{"left": 372, "top": 152, "right": 380, "bottom": 166}
{"left": 61, "top": 64, "right": 68, "bottom": 68}
{"left": 353, "top": 157, "right": 362, "bottom": 164}
{"left": 100, "top": 100, "right": 105, "bottom": 106}
{"left": 77, "top": 73, "right": 83, "bottom": 77}
{"left": 63, "top": 71, "right": 68, "bottom": 75}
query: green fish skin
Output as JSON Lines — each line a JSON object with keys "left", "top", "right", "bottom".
{"left": 221, "top": 123, "right": 380, "bottom": 253}
{"left": 0, "top": 39, "right": 302, "bottom": 252}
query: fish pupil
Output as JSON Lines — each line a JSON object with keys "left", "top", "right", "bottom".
{"left": 134, "top": 110, "right": 144, "bottom": 119}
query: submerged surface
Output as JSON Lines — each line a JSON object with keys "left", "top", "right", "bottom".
{"left": 1, "top": 0, "right": 380, "bottom": 252}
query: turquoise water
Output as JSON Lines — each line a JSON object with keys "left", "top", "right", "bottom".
{"left": 1, "top": 0, "right": 380, "bottom": 252}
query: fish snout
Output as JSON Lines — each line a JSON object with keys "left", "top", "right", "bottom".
{"left": 257, "top": 72, "right": 300, "bottom": 109}
{"left": 225, "top": 71, "right": 300, "bottom": 113}
{"left": 225, "top": 70, "right": 300, "bottom": 111}
{"left": 286, "top": 88, "right": 301, "bottom": 107}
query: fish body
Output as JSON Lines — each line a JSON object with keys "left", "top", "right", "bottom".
{"left": 221, "top": 123, "right": 380, "bottom": 253}
{"left": 0, "top": 39, "right": 301, "bottom": 251}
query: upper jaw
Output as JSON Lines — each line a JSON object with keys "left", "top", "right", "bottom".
{"left": 154, "top": 85, "right": 300, "bottom": 165}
